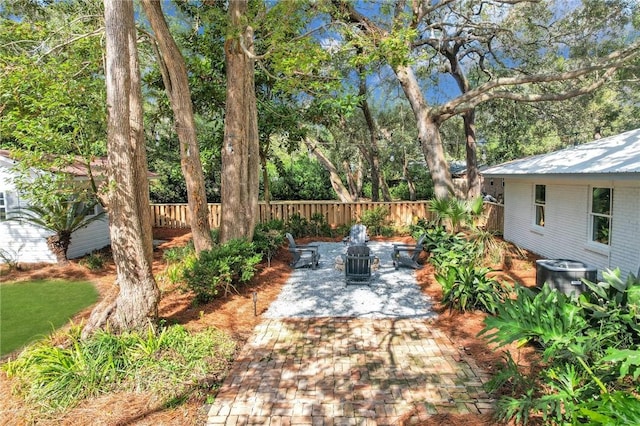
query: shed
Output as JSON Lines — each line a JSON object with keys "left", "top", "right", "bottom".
{"left": 0, "top": 150, "right": 111, "bottom": 264}
{"left": 482, "top": 128, "right": 640, "bottom": 280}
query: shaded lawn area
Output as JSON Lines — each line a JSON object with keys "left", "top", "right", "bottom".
{"left": 0, "top": 280, "right": 98, "bottom": 356}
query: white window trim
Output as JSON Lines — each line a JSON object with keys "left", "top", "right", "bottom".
{"left": 588, "top": 186, "right": 612, "bottom": 247}
{"left": 533, "top": 184, "right": 545, "bottom": 228}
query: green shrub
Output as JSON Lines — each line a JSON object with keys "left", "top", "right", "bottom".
{"left": 80, "top": 251, "right": 105, "bottom": 270}
{"left": 479, "top": 270, "right": 640, "bottom": 424}
{"left": 360, "top": 207, "right": 389, "bottom": 236}
{"left": 580, "top": 268, "right": 640, "bottom": 348}
{"left": 285, "top": 213, "right": 309, "bottom": 237}
{"left": 3, "top": 324, "right": 235, "bottom": 414}
{"left": 162, "top": 244, "right": 195, "bottom": 264}
{"left": 252, "top": 228, "right": 284, "bottom": 267}
{"left": 308, "top": 212, "right": 331, "bottom": 237}
{"left": 435, "top": 264, "right": 510, "bottom": 314}
{"left": 428, "top": 232, "right": 481, "bottom": 273}
{"left": 480, "top": 283, "right": 589, "bottom": 360}
{"left": 183, "top": 239, "right": 262, "bottom": 303}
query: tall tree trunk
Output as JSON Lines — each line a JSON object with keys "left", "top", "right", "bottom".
{"left": 380, "top": 169, "right": 392, "bottom": 201}
{"left": 259, "top": 143, "right": 271, "bottom": 220}
{"left": 220, "top": 0, "right": 259, "bottom": 242}
{"left": 358, "top": 71, "right": 389, "bottom": 201}
{"left": 402, "top": 147, "right": 417, "bottom": 201}
{"left": 83, "top": 0, "right": 159, "bottom": 338}
{"left": 305, "top": 137, "right": 354, "bottom": 202}
{"left": 463, "top": 110, "right": 482, "bottom": 198}
{"left": 141, "top": 0, "right": 212, "bottom": 254}
{"left": 46, "top": 233, "right": 71, "bottom": 265}
{"left": 395, "top": 65, "right": 453, "bottom": 199}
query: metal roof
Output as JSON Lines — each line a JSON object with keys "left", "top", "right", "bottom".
{"left": 482, "top": 128, "right": 640, "bottom": 177}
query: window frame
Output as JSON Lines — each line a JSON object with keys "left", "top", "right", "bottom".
{"left": 589, "top": 187, "right": 613, "bottom": 246}
{"left": 0, "top": 191, "right": 6, "bottom": 220}
{"left": 533, "top": 184, "right": 546, "bottom": 227}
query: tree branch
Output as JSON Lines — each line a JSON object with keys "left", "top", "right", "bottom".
{"left": 434, "top": 40, "right": 640, "bottom": 117}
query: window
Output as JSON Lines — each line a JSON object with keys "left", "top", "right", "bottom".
{"left": 534, "top": 184, "right": 545, "bottom": 227}
{"left": 590, "top": 187, "right": 612, "bottom": 245}
{"left": 0, "top": 192, "right": 6, "bottom": 220}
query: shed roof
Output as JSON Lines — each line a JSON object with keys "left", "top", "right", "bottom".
{"left": 482, "top": 128, "right": 640, "bottom": 177}
{"left": 0, "top": 150, "right": 156, "bottom": 180}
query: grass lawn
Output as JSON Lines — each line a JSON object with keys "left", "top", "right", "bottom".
{"left": 0, "top": 280, "right": 98, "bottom": 356}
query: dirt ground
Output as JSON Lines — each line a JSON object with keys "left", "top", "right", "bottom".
{"left": 0, "top": 229, "right": 540, "bottom": 426}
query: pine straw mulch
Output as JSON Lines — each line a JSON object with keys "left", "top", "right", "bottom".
{"left": 0, "top": 229, "right": 542, "bottom": 426}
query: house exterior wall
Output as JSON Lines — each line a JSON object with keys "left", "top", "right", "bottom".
{"left": 503, "top": 177, "right": 640, "bottom": 280}
{"left": 66, "top": 216, "right": 111, "bottom": 259}
{"left": 0, "top": 161, "right": 111, "bottom": 264}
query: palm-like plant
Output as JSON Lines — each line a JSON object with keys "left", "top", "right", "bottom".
{"left": 10, "top": 198, "right": 106, "bottom": 264}
{"left": 429, "top": 196, "right": 485, "bottom": 233}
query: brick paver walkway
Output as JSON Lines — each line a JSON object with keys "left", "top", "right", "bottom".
{"left": 206, "top": 318, "right": 493, "bottom": 425}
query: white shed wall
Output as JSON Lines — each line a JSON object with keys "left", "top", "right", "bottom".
{"left": 0, "top": 163, "right": 111, "bottom": 264}
{"left": 67, "top": 217, "right": 111, "bottom": 259}
{"left": 503, "top": 177, "right": 640, "bottom": 279}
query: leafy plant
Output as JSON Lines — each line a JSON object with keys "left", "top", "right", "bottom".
{"left": 0, "top": 247, "right": 22, "bottom": 271}
{"left": 3, "top": 324, "right": 235, "bottom": 414}
{"left": 8, "top": 197, "right": 105, "bottom": 264}
{"left": 435, "top": 264, "right": 510, "bottom": 314}
{"left": 308, "top": 212, "right": 331, "bottom": 237}
{"left": 428, "top": 232, "right": 481, "bottom": 273}
{"left": 479, "top": 284, "right": 589, "bottom": 360}
{"left": 80, "top": 251, "right": 105, "bottom": 270}
{"left": 601, "top": 348, "right": 640, "bottom": 381}
{"left": 580, "top": 268, "right": 640, "bottom": 346}
{"left": 183, "top": 239, "right": 261, "bottom": 303}
{"left": 252, "top": 227, "right": 284, "bottom": 267}
{"left": 285, "top": 213, "right": 309, "bottom": 237}
{"left": 479, "top": 270, "right": 640, "bottom": 424}
{"left": 360, "top": 207, "right": 389, "bottom": 236}
{"left": 162, "top": 244, "right": 195, "bottom": 265}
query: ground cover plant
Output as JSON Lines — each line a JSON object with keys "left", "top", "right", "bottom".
{"left": 0, "top": 280, "right": 98, "bottom": 356}
{"left": 480, "top": 269, "right": 640, "bottom": 425}
{"left": 2, "top": 323, "right": 235, "bottom": 419}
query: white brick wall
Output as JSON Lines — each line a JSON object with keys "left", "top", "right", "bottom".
{"left": 610, "top": 187, "right": 640, "bottom": 277}
{"left": 503, "top": 177, "right": 640, "bottom": 280}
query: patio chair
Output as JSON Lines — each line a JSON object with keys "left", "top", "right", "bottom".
{"left": 344, "top": 244, "right": 375, "bottom": 285}
{"left": 285, "top": 232, "right": 320, "bottom": 269}
{"left": 391, "top": 234, "right": 427, "bottom": 270}
{"left": 342, "top": 223, "right": 370, "bottom": 245}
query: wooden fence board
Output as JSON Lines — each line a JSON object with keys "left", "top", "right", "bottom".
{"left": 150, "top": 200, "right": 504, "bottom": 234}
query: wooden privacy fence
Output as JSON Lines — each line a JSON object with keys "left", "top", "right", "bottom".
{"left": 151, "top": 200, "right": 504, "bottom": 234}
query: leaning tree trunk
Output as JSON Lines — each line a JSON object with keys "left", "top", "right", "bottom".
{"left": 220, "top": 0, "right": 260, "bottom": 242}
{"left": 343, "top": 161, "right": 359, "bottom": 201}
{"left": 402, "top": 147, "right": 417, "bottom": 201}
{"left": 83, "top": 0, "right": 159, "bottom": 338}
{"left": 394, "top": 64, "right": 453, "bottom": 199}
{"left": 141, "top": 0, "right": 212, "bottom": 254}
{"left": 304, "top": 137, "right": 354, "bottom": 202}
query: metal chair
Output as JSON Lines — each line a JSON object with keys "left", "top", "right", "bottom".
{"left": 285, "top": 232, "right": 320, "bottom": 269}
{"left": 344, "top": 244, "right": 375, "bottom": 285}
{"left": 391, "top": 234, "right": 426, "bottom": 270}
